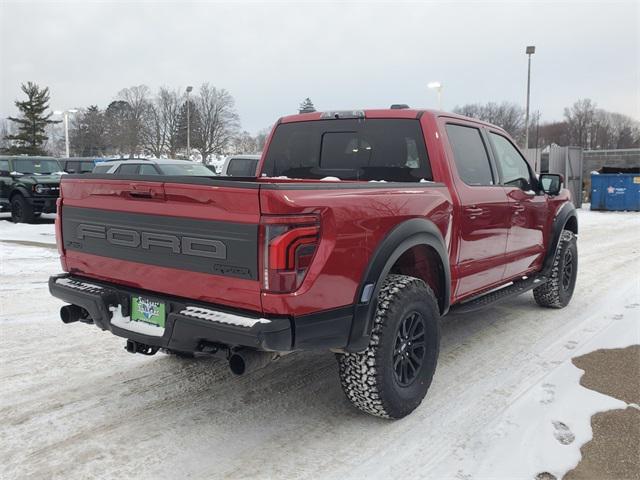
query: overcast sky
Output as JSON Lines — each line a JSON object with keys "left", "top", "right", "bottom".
{"left": 1, "top": 0, "right": 638, "bottom": 133}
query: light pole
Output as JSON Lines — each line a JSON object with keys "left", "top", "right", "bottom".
{"left": 53, "top": 109, "right": 78, "bottom": 158}
{"left": 524, "top": 45, "right": 536, "bottom": 149}
{"left": 186, "top": 86, "right": 193, "bottom": 159}
{"left": 427, "top": 82, "right": 443, "bottom": 109}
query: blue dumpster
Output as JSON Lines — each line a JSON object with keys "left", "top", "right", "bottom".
{"left": 590, "top": 173, "right": 640, "bottom": 211}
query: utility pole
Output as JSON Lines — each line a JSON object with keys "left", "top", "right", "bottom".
{"left": 53, "top": 109, "right": 78, "bottom": 158}
{"left": 524, "top": 45, "right": 536, "bottom": 149}
{"left": 186, "top": 85, "right": 193, "bottom": 159}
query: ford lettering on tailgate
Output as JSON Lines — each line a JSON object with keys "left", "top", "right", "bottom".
{"left": 62, "top": 206, "right": 257, "bottom": 279}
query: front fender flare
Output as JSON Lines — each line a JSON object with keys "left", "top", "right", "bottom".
{"left": 542, "top": 202, "right": 578, "bottom": 275}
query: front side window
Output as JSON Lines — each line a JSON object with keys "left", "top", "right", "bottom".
{"left": 445, "top": 124, "right": 494, "bottom": 186}
{"left": 489, "top": 133, "right": 533, "bottom": 190}
{"left": 13, "top": 159, "right": 61, "bottom": 175}
{"left": 262, "top": 119, "right": 432, "bottom": 182}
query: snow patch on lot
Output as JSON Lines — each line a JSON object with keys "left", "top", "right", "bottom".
{"left": 0, "top": 215, "right": 57, "bottom": 245}
{"left": 432, "top": 312, "right": 638, "bottom": 480}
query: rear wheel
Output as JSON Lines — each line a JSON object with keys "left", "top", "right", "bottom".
{"left": 11, "top": 195, "right": 35, "bottom": 223}
{"left": 534, "top": 230, "right": 578, "bottom": 308}
{"left": 337, "top": 274, "right": 440, "bottom": 419}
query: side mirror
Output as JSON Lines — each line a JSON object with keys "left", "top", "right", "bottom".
{"left": 539, "top": 173, "right": 562, "bottom": 196}
{"left": 0, "top": 170, "right": 10, "bottom": 177}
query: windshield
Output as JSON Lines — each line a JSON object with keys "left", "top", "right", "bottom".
{"left": 262, "top": 119, "right": 432, "bottom": 182}
{"left": 157, "top": 163, "right": 213, "bottom": 176}
{"left": 13, "top": 159, "right": 61, "bottom": 175}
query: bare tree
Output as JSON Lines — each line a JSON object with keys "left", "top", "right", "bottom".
{"left": 117, "top": 85, "right": 150, "bottom": 156}
{"left": 231, "top": 131, "right": 259, "bottom": 154}
{"left": 564, "top": 98, "right": 596, "bottom": 148}
{"left": 141, "top": 101, "right": 166, "bottom": 158}
{"left": 193, "top": 84, "right": 240, "bottom": 162}
{"left": 158, "top": 87, "right": 182, "bottom": 157}
{"left": 453, "top": 102, "right": 525, "bottom": 143}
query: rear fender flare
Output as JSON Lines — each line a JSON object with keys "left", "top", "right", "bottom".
{"left": 346, "top": 218, "right": 450, "bottom": 352}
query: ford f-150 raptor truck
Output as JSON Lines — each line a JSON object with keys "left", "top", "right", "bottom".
{"left": 49, "top": 109, "right": 578, "bottom": 419}
{"left": 0, "top": 156, "right": 63, "bottom": 223}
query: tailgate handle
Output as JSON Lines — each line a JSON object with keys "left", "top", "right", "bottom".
{"left": 127, "top": 189, "right": 153, "bottom": 198}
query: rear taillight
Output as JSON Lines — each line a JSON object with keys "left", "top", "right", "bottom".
{"left": 261, "top": 215, "right": 320, "bottom": 293}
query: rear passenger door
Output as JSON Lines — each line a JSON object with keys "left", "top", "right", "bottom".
{"left": 488, "top": 131, "right": 549, "bottom": 279}
{"left": 0, "top": 159, "right": 10, "bottom": 203}
{"left": 444, "top": 122, "right": 512, "bottom": 299}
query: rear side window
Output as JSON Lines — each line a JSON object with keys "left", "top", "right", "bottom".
{"left": 65, "top": 161, "right": 80, "bottom": 173}
{"left": 446, "top": 124, "right": 494, "bottom": 186}
{"left": 227, "top": 158, "right": 258, "bottom": 176}
{"left": 262, "top": 119, "right": 432, "bottom": 182}
{"left": 139, "top": 164, "right": 160, "bottom": 175}
{"left": 0, "top": 160, "right": 9, "bottom": 171}
{"left": 92, "top": 164, "right": 111, "bottom": 173}
{"left": 80, "top": 161, "right": 96, "bottom": 172}
{"left": 116, "top": 164, "right": 140, "bottom": 175}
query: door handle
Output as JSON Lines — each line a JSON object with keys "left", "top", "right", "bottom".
{"left": 464, "top": 207, "right": 485, "bottom": 219}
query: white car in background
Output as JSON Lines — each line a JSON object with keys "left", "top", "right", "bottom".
{"left": 92, "top": 159, "right": 214, "bottom": 176}
{"left": 220, "top": 154, "right": 261, "bottom": 177}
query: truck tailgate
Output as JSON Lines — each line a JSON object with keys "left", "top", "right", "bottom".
{"left": 58, "top": 177, "right": 262, "bottom": 312}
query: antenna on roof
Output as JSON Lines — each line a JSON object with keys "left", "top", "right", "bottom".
{"left": 390, "top": 104, "right": 410, "bottom": 109}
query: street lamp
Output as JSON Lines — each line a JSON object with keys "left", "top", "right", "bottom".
{"left": 427, "top": 81, "right": 443, "bottom": 109}
{"left": 524, "top": 45, "right": 536, "bottom": 149}
{"left": 53, "top": 109, "right": 78, "bottom": 158}
{"left": 186, "top": 86, "right": 193, "bottom": 159}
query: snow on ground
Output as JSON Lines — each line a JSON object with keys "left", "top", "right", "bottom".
{"left": 0, "top": 214, "right": 57, "bottom": 246}
{"left": 0, "top": 208, "right": 638, "bottom": 480}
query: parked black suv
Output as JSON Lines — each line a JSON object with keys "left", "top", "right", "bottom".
{"left": 0, "top": 156, "right": 63, "bottom": 223}
{"left": 58, "top": 157, "right": 103, "bottom": 174}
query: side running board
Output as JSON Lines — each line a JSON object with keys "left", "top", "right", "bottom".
{"left": 450, "top": 276, "right": 548, "bottom": 314}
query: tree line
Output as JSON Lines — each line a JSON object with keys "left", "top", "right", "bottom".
{"left": 2, "top": 82, "right": 637, "bottom": 159}
{"left": 453, "top": 99, "right": 640, "bottom": 150}
{"left": 0, "top": 82, "right": 276, "bottom": 161}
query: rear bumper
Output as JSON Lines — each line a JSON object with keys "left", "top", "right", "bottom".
{"left": 48, "top": 274, "right": 353, "bottom": 353}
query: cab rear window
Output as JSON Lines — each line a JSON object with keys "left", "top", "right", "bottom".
{"left": 262, "top": 119, "right": 432, "bottom": 181}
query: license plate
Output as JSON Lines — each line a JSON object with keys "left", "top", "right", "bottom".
{"left": 131, "top": 296, "right": 166, "bottom": 328}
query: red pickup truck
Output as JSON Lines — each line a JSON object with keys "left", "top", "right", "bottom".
{"left": 49, "top": 108, "right": 578, "bottom": 419}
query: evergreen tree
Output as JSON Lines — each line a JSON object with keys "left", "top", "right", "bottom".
{"left": 70, "top": 106, "right": 106, "bottom": 156}
{"left": 5, "top": 82, "right": 60, "bottom": 155}
{"left": 298, "top": 97, "right": 316, "bottom": 114}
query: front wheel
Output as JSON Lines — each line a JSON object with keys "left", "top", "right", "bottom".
{"left": 11, "top": 195, "right": 35, "bottom": 223}
{"left": 534, "top": 230, "right": 578, "bottom": 308}
{"left": 336, "top": 274, "right": 440, "bottom": 419}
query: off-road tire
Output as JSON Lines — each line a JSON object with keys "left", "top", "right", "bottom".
{"left": 534, "top": 230, "right": 577, "bottom": 308}
{"left": 337, "top": 274, "right": 440, "bottom": 419}
{"left": 11, "top": 194, "right": 35, "bottom": 224}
